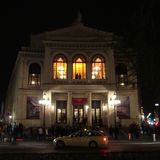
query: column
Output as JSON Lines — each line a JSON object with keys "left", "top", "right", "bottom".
{"left": 43, "top": 47, "right": 51, "bottom": 83}
{"left": 102, "top": 93, "right": 108, "bottom": 127}
{"left": 68, "top": 60, "right": 72, "bottom": 83}
{"left": 51, "top": 92, "right": 56, "bottom": 124}
{"left": 87, "top": 61, "right": 91, "bottom": 83}
{"left": 67, "top": 92, "right": 72, "bottom": 126}
{"left": 88, "top": 92, "right": 92, "bottom": 126}
{"left": 108, "top": 91, "right": 115, "bottom": 127}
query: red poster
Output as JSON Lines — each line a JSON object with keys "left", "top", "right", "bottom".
{"left": 72, "top": 98, "right": 87, "bottom": 105}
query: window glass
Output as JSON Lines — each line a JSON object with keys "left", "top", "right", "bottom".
{"left": 115, "top": 63, "right": 128, "bottom": 85}
{"left": 53, "top": 55, "right": 67, "bottom": 79}
{"left": 28, "top": 63, "right": 41, "bottom": 86}
{"left": 92, "top": 100, "right": 102, "bottom": 125}
{"left": 72, "top": 55, "right": 86, "bottom": 79}
{"left": 92, "top": 56, "right": 105, "bottom": 79}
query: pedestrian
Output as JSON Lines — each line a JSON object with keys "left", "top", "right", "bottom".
{"left": 10, "top": 122, "right": 17, "bottom": 144}
{"left": 114, "top": 127, "right": 119, "bottom": 140}
{"left": 128, "top": 128, "right": 132, "bottom": 141}
{"left": 109, "top": 126, "right": 114, "bottom": 139}
{"left": 1, "top": 126, "right": 5, "bottom": 142}
{"left": 38, "top": 127, "right": 43, "bottom": 141}
{"left": 45, "top": 128, "right": 49, "bottom": 140}
{"left": 151, "top": 126, "right": 156, "bottom": 142}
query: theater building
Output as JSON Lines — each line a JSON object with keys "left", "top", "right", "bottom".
{"left": 5, "top": 17, "right": 140, "bottom": 128}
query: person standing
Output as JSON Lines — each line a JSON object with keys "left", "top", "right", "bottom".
{"left": 109, "top": 126, "right": 114, "bottom": 139}
{"left": 114, "top": 127, "right": 119, "bottom": 140}
{"left": 38, "top": 127, "right": 43, "bottom": 141}
{"left": 10, "top": 122, "right": 17, "bottom": 144}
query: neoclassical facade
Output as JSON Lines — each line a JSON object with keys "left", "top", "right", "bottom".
{"left": 5, "top": 19, "right": 140, "bottom": 128}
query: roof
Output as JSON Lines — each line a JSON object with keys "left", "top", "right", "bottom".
{"left": 30, "top": 22, "right": 115, "bottom": 47}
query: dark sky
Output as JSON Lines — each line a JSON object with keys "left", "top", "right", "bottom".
{"left": 0, "top": 0, "right": 159, "bottom": 113}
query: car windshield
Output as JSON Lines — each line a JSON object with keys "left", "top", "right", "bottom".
{"left": 69, "top": 130, "right": 106, "bottom": 137}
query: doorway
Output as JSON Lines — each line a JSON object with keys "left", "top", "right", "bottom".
{"left": 92, "top": 100, "right": 101, "bottom": 125}
{"left": 73, "top": 105, "right": 84, "bottom": 124}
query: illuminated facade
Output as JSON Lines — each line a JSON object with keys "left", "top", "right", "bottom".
{"left": 5, "top": 17, "right": 140, "bottom": 128}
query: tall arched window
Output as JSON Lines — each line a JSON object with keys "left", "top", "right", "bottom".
{"left": 28, "top": 63, "right": 41, "bottom": 85}
{"left": 53, "top": 55, "right": 67, "bottom": 79}
{"left": 91, "top": 55, "right": 106, "bottom": 79}
{"left": 115, "top": 63, "right": 128, "bottom": 85}
{"left": 72, "top": 55, "right": 86, "bottom": 79}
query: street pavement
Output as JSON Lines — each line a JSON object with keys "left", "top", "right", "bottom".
{"left": 1, "top": 135, "right": 160, "bottom": 160}
{"left": 0, "top": 134, "right": 160, "bottom": 154}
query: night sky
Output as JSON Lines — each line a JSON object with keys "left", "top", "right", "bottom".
{"left": 0, "top": 0, "right": 160, "bottom": 114}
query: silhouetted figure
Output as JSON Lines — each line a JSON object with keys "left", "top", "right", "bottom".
{"left": 75, "top": 73, "right": 78, "bottom": 79}
{"left": 114, "top": 127, "right": 119, "bottom": 140}
{"left": 10, "top": 122, "right": 17, "bottom": 144}
{"left": 109, "top": 126, "right": 114, "bottom": 139}
{"left": 38, "top": 127, "right": 43, "bottom": 141}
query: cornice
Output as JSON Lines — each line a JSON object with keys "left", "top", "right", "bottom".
{"left": 19, "top": 47, "right": 44, "bottom": 57}
{"left": 21, "top": 47, "right": 44, "bottom": 52}
{"left": 43, "top": 41, "right": 115, "bottom": 49}
{"left": 19, "top": 51, "right": 44, "bottom": 58}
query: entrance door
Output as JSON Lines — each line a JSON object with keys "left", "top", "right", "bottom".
{"left": 73, "top": 105, "right": 84, "bottom": 124}
{"left": 92, "top": 108, "right": 101, "bottom": 124}
{"left": 92, "top": 100, "right": 101, "bottom": 125}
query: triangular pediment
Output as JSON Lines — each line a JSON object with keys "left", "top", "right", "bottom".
{"left": 32, "top": 23, "right": 114, "bottom": 43}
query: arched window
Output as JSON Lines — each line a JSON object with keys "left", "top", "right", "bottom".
{"left": 115, "top": 63, "right": 128, "bottom": 85}
{"left": 91, "top": 55, "right": 106, "bottom": 79}
{"left": 72, "top": 55, "right": 86, "bottom": 79}
{"left": 53, "top": 55, "right": 67, "bottom": 79}
{"left": 28, "top": 63, "right": 41, "bottom": 86}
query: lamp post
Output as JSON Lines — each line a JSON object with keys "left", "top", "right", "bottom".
{"left": 154, "top": 103, "right": 159, "bottom": 113}
{"left": 9, "top": 115, "right": 12, "bottom": 123}
{"left": 39, "top": 94, "right": 50, "bottom": 130}
{"left": 154, "top": 103, "right": 159, "bottom": 124}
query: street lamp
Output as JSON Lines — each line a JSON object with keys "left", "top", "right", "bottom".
{"left": 8, "top": 115, "right": 12, "bottom": 123}
{"left": 155, "top": 103, "right": 159, "bottom": 107}
{"left": 39, "top": 93, "right": 50, "bottom": 130}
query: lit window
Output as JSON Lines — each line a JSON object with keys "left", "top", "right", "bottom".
{"left": 92, "top": 56, "right": 106, "bottom": 79}
{"left": 28, "top": 63, "right": 41, "bottom": 86}
{"left": 72, "top": 55, "right": 86, "bottom": 79}
{"left": 53, "top": 55, "right": 67, "bottom": 79}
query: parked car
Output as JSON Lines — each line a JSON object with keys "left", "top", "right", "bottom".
{"left": 53, "top": 129, "right": 108, "bottom": 148}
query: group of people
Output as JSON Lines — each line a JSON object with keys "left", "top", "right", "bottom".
{"left": 75, "top": 73, "right": 81, "bottom": 79}
{"left": 108, "top": 122, "right": 160, "bottom": 141}
{"left": 0, "top": 122, "right": 24, "bottom": 144}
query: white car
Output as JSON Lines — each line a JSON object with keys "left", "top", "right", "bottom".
{"left": 53, "top": 129, "right": 108, "bottom": 148}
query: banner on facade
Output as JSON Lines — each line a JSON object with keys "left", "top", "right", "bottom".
{"left": 27, "top": 96, "right": 40, "bottom": 119}
{"left": 117, "top": 96, "right": 130, "bottom": 119}
{"left": 72, "top": 98, "right": 87, "bottom": 105}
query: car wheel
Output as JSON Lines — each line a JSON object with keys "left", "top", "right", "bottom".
{"left": 89, "top": 141, "right": 98, "bottom": 148}
{"left": 56, "top": 140, "right": 65, "bottom": 148}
